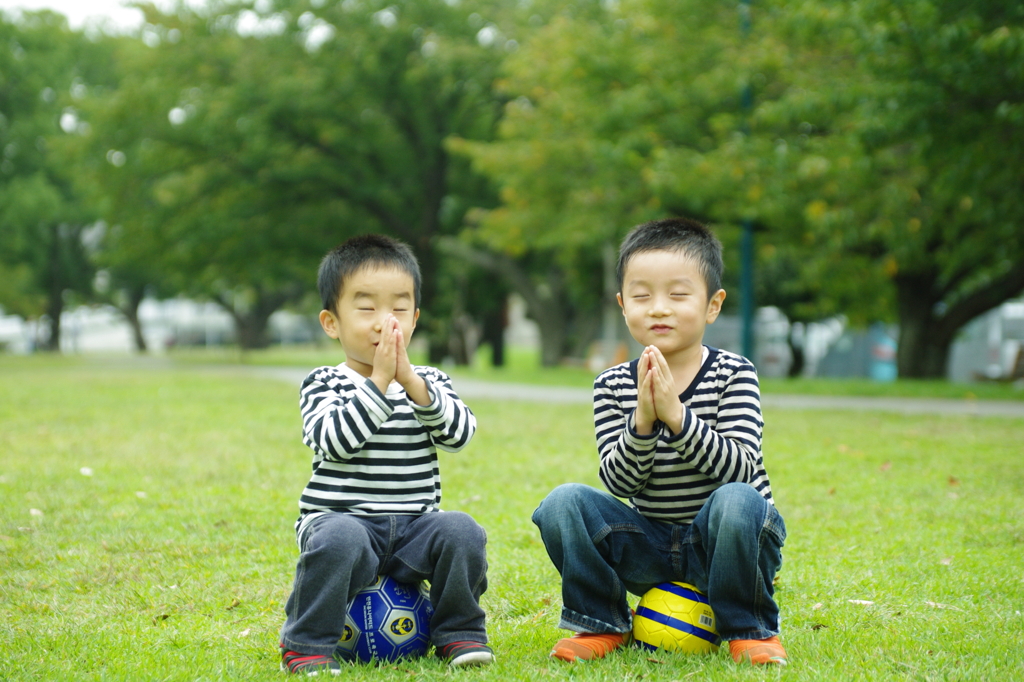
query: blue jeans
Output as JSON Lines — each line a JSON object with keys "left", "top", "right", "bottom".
{"left": 280, "top": 512, "right": 489, "bottom": 656}
{"left": 531, "top": 482, "right": 786, "bottom": 641}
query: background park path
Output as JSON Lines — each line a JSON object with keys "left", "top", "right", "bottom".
{"left": 247, "top": 366, "right": 1024, "bottom": 419}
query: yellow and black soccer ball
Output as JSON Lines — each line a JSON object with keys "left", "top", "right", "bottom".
{"left": 633, "top": 582, "right": 721, "bottom": 654}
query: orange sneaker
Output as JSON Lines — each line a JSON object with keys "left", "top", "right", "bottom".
{"left": 729, "top": 635, "right": 788, "bottom": 665}
{"left": 550, "top": 632, "right": 629, "bottom": 662}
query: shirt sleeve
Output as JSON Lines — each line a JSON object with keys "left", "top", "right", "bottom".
{"left": 594, "top": 372, "right": 660, "bottom": 498}
{"left": 299, "top": 367, "right": 394, "bottom": 461}
{"left": 661, "top": 362, "right": 764, "bottom": 484}
{"left": 409, "top": 368, "right": 477, "bottom": 452}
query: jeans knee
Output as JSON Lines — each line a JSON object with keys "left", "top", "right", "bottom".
{"left": 533, "top": 483, "right": 590, "bottom": 526}
{"left": 435, "top": 511, "right": 486, "bottom": 550}
{"left": 707, "top": 483, "right": 768, "bottom": 534}
{"left": 305, "top": 515, "right": 371, "bottom": 563}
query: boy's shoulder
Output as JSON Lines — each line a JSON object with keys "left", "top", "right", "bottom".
{"left": 302, "top": 364, "right": 453, "bottom": 390}
{"left": 304, "top": 363, "right": 359, "bottom": 386}
{"left": 709, "top": 347, "right": 758, "bottom": 376}
{"left": 594, "top": 358, "right": 639, "bottom": 390}
{"left": 410, "top": 364, "right": 451, "bottom": 382}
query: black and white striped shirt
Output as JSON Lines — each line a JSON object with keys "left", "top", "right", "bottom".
{"left": 595, "top": 346, "right": 773, "bottom": 523}
{"left": 295, "top": 363, "right": 476, "bottom": 538}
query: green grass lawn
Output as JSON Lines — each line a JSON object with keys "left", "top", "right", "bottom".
{"left": 1, "top": 355, "right": 1023, "bottom": 681}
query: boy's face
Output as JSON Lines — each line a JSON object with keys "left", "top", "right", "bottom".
{"left": 319, "top": 265, "right": 419, "bottom": 378}
{"left": 617, "top": 249, "right": 726, "bottom": 361}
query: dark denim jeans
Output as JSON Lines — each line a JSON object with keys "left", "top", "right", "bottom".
{"left": 531, "top": 482, "right": 786, "bottom": 641}
{"left": 280, "top": 511, "right": 489, "bottom": 656}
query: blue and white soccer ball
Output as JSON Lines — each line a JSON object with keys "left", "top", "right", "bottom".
{"left": 336, "top": 575, "right": 434, "bottom": 663}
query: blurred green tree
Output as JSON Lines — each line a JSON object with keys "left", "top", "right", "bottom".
{"left": 0, "top": 11, "right": 115, "bottom": 350}
{"left": 657, "top": 0, "right": 1024, "bottom": 377}
{"left": 457, "top": 0, "right": 1024, "bottom": 377}
{"left": 451, "top": 0, "right": 758, "bottom": 365}
{"left": 82, "top": 0, "right": 508, "bottom": 352}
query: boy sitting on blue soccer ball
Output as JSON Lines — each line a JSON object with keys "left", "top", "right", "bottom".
{"left": 279, "top": 235, "right": 494, "bottom": 674}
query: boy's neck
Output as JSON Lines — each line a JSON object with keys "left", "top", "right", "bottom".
{"left": 344, "top": 358, "right": 374, "bottom": 378}
{"left": 663, "top": 343, "right": 706, "bottom": 395}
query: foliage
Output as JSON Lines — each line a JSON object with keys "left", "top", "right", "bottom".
{"left": 78, "top": 0, "right": 510, "bottom": 351}
{"left": 683, "top": 0, "right": 1024, "bottom": 377}
{"left": 457, "top": 0, "right": 1024, "bottom": 376}
{"left": 1, "top": 356, "right": 1023, "bottom": 680}
{"left": 0, "top": 11, "right": 116, "bottom": 349}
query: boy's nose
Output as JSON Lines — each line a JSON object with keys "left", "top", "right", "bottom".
{"left": 649, "top": 300, "right": 671, "bottom": 316}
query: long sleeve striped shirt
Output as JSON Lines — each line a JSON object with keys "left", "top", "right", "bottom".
{"left": 294, "top": 363, "right": 476, "bottom": 538}
{"left": 595, "top": 346, "right": 773, "bottom": 524}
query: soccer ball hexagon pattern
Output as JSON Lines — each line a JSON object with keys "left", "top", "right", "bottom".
{"left": 336, "top": 575, "right": 434, "bottom": 663}
{"left": 633, "top": 582, "right": 721, "bottom": 654}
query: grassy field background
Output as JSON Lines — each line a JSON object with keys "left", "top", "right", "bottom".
{"left": 1, "top": 354, "right": 1023, "bottom": 681}
{"left": 164, "top": 344, "right": 1024, "bottom": 400}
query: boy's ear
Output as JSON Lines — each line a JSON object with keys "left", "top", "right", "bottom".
{"left": 319, "top": 309, "right": 341, "bottom": 339}
{"left": 412, "top": 308, "right": 420, "bottom": 329}
{"left": 705, "top": 289, "right": 726, "bottom": 324}
{"left": 616, "top": 293, "right": 624, "bottom": 312}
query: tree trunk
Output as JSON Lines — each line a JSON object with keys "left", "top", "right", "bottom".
{"left": 894, "top": 262, "right": 1024, "bottom": 378}
{"left": 534, "top": 305, "right": 568, "bottom": 367}
{"left": 480, "top": 299, "right": 506, "bottom": 367}
{"left": 437, "top": 239, "right": 572, "bottom": 367}
{"left": 234, "top": 312, "right": 274, "bottom": 349}
{"left": 41, "top": 225, "right": 63, "bottom": 352}
{"left": 42, "top": 290, "right": 63, "bottom": 352}
{"left": 216, "top": 288, "right": 296, "bottom": 350}
{"left": 120, "top": 285, "right": 148, "bottom": 353}
{"left": 786, "top": 325, "right": 805, "bottom": 378}
{"left": 894, "top": 273, "right": 953, "bottom": 378}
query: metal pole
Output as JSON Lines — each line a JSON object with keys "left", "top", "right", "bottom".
{"left": 741, "top": 219, "right": 755, "bottom": 361}
{"left": 740, "top": 0, "right": 755, "bottom": 363}
{"left": 602, "top": 241, "right": 619, "bottom": 366}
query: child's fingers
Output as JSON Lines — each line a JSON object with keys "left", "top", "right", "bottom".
{"left": 637, "top": 349, "right": 648, "bottom": 375}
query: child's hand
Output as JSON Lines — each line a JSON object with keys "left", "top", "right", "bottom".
{"left": 370, "top": 316, "right": 398, "bottom": 393}
{"left": 634, "top": 348, "right": 657, "bottom": 435}
{"left": 394, "top": 322, "right": 430, "bottom": 406}
{"left": 646, "top": 346, "right": 683, "bottom": 434}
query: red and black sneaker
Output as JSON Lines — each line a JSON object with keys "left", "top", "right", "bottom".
{"left": 436, "top": 641, "right": 495, "bottom": 667}
{"left": 280, "top": 648, "right": 342, "bottom": 676}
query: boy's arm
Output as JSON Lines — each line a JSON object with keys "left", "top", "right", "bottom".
{"left": 300, "top": 367, "right": 394, "bottom": 460}
{"left": 661, "top": 360, "right": 763, "bottom": 484}
{"left": 595, "top": 371, "right": 660, "bottom": 498}
{"left": 407, "top": 368, "right": 476, "bottom": 452}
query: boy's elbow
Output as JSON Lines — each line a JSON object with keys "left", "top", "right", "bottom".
{"left": 599, "top": 472, "right": 640, "bottom": 499}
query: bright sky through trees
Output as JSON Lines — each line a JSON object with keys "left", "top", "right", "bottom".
{"left": 0, "top": 0, "right": 171, "bottom": 30}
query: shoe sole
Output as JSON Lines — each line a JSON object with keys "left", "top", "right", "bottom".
{"left": 450, "top": 651, "right": 495, "bottom": 667}
{"left": 280, "top": 662, "right": 342, "bottom": 676}
{"left": 550, "top": 635, "right": 629, "bottom": 663}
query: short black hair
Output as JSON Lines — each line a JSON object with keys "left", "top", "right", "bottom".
{"left": 317, "top": 234, "right": 422, "bottom": 313}
{"left": 616, "top": 217, "right": 723, "bottom": 297}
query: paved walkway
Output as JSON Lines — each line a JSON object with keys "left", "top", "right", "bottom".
{"left": 250, "top": 367, "right": 1024, "bottom": 419}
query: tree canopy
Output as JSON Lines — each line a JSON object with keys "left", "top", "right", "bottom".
{"left": 455, "top": 0, "right": 1024, "bottom": 375}
{"left": 1, "top": 0, "right": 1022, "bottom": 376}
{"left": 0, "top": 10, "right": 116, "bottom": 349}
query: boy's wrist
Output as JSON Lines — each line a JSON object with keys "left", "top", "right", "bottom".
{"left": 370, "top": 370, "right": 392, "bottom": 394}
{"left": 633, "top": 411, "right": 655, "bottom": 436}
{"left": 661, "top": 406, "right": 683, "bottom": 435}
{"left": 402, "top": 374, "right": 431, "bottom": 406}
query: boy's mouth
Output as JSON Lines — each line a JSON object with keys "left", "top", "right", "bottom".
{"left": 650, "top": 325, "right": 673, "bottom": 333}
